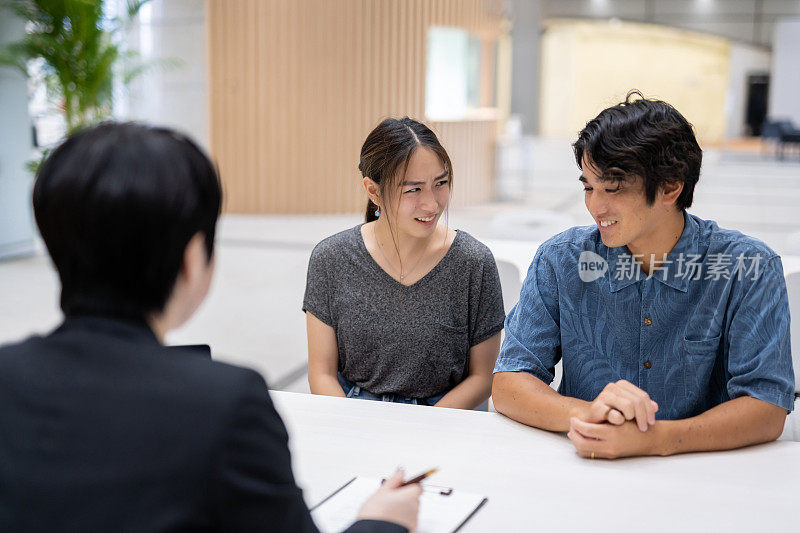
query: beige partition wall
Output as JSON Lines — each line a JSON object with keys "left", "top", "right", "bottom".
{"left": 208, "top": 0, "right": 506, "bottom": 214}
{"left": 539, "top": 19, "right": 730, "bottom": 143}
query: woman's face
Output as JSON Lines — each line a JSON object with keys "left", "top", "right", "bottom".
{"left": 388, "top": 146, "right": 450, "bottom": 239}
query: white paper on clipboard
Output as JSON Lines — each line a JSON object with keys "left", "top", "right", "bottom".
{"left": 310, "top": 476, "right": 488, "bottom": 533}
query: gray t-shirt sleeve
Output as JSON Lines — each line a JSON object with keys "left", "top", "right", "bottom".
{"left": 468, "top": 245, "right": 506, "bottom": 347}
{"left": 302, "top": 242, "right": 333, "bottom": 327}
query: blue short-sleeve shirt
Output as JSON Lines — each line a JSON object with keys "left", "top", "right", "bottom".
{"left": 494, "top": 213, "right": 795, "bottom": 419}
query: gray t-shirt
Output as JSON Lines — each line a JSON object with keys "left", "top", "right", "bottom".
{"left": 303, "top": 225, "right": 505, "bottom": 397}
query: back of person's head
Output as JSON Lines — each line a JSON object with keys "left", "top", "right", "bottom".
{"left": 358, "top": 117, "right": 453, "bottom": 222}
{"left": 33, "top": 122, "right": 222, "bottom": 319}
{"left": 573, "top": 90, "right": 702, "bottom": 210}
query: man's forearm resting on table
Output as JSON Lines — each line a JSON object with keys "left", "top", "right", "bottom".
{"left": 493, "top": 371, "right": 787, "bottom": 456}
{"left": 492, "top": 371, "right": 590, "bottom": 432}
{"left": 649, "top": 396, "right": 786, "bottom": 455}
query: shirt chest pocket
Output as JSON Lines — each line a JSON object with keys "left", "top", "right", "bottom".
{"left": 438, "top": 323, "right": 469, "bottom": 353}
{"left": 439, "top": 323, "right": 468, "bottom": 335}
{"left": 681, "top": 333, "right": 722, "bottom": 408}
{"left": 684, "top": 334, "right": 721, "bottom": 355}
{"left": 682, "top": 308, "right": 723, "bottom": 363}
{"left": 434, "top": 323, "right": 470, "bottom": 374}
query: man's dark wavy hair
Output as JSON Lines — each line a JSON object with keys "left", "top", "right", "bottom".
{"left": 573, "top": 90, "right": 702, "bottom": 211}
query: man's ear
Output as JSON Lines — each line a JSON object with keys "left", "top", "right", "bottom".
{"left": 660, "top": 180, "right": 684, "bottom": 207}
{"left": 362, "top": 177, "right": 381, "bottom": 207}
{"left": 180, "top": 233, "right": 209, "bottom": 285}
{"left": 162, "top": 232, "right": 212, "bottom": 335}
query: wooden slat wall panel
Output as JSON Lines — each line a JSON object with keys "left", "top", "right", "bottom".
{"left": 208, "top": 0, "right": 506, "bottom": 214}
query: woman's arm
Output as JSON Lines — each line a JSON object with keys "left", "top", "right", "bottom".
{"left": 306, "top": 312, "right": 346, "bottom": 397}
{"left": 434, "top": 332, "right": 501, "bottom": 410}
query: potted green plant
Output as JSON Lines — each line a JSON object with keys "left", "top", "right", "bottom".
{"left": 0, "top": 0, "right": 153, "bottom": 136}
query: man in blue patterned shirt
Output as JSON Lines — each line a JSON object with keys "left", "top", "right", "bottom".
{"left": 492, "top": 91, "right": 795, "bottom": 459}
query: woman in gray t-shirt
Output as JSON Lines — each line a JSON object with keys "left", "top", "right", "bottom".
{"left": 303, "top": 117, "right": 505, "bottom": 409}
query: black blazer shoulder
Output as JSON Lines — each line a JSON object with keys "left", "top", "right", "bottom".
{"left": 0, "top": 316, "right": 404, "bottom": 533}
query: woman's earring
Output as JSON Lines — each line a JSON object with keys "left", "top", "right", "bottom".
{"left": 375, "top": 207, "right": 381, "bottom": 217}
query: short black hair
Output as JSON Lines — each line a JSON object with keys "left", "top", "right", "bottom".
{"left": 573, "top": 90, "right": 702, "bottom": 210}
{"left": 33, "top": 122, "right": 222, "bottom": 319}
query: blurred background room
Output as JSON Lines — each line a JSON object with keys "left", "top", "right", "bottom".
{"left": 1, "top": 1, "right": 799, "bottom": 433}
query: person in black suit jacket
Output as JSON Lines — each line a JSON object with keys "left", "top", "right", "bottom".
{"left": 0, "top": 123, "right": 420, "bottom": 532}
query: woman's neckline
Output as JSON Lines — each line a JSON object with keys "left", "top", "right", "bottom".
{"left": 357, "top": 223, "right": 460, "bottom": 288}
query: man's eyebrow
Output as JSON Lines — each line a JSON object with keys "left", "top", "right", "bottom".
{"left": 578, "top": 175, "right": 588, "bottom": 183}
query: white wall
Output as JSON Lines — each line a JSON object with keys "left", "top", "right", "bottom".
{"left": 0, "top": 14, "right": 35, "bottom": 260}
{"left": 769, "top": 18, "right": 800, "bottom": 125}
{"left": 725, "top": 42, "right": 771, "bottom": 139}
{"left": 119, "top": 0, "right": 208, "bottom": 149}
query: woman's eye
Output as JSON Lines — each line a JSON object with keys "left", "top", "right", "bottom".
{"left": 404, "top": 188, "right": 420, "bottom": 194}
{"left": 436, "top": 180, "right": 449, "bottom": 187}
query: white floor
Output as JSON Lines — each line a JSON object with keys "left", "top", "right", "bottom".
{"left": 1, "top": 140, "right": 798, "bottom": 437}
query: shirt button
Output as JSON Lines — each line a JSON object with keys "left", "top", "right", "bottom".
{"left": 643, "top": 360, "right": 652, "bottom": 369}
{"left": 644, "top": 317, "right": 653, "bottom": 326}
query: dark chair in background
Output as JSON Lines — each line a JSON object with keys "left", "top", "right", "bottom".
{"left": 762, "top": 119, "right": 800, "bottom": 160}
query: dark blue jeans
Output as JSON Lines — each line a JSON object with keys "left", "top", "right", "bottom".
{"left": 337, "top": 374, "right": 446, "bottom": 406}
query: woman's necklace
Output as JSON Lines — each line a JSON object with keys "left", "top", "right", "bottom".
{"left": 373, "top": 223, "right": 431, "bottom": 282}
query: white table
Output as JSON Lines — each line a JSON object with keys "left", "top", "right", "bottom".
{"left": 272, "top": 391, "right": 800, "bottom": 532}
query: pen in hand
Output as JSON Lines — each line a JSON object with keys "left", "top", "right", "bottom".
{"left": 400, "top": 467, "right": 439, "bottom": 487}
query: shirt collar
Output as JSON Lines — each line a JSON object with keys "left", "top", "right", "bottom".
{"left": 56, "top": 313, "right": 161, "bottom": 345}
{"left": 604, "top": 211, "right": 698, "bottom": 294}
{"left": 53, "top": 314, "right": 212, "bottom": 358}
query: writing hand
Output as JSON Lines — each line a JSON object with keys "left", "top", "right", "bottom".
{"left": 358, "top": 468, "right": 422, "bottom": 531}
